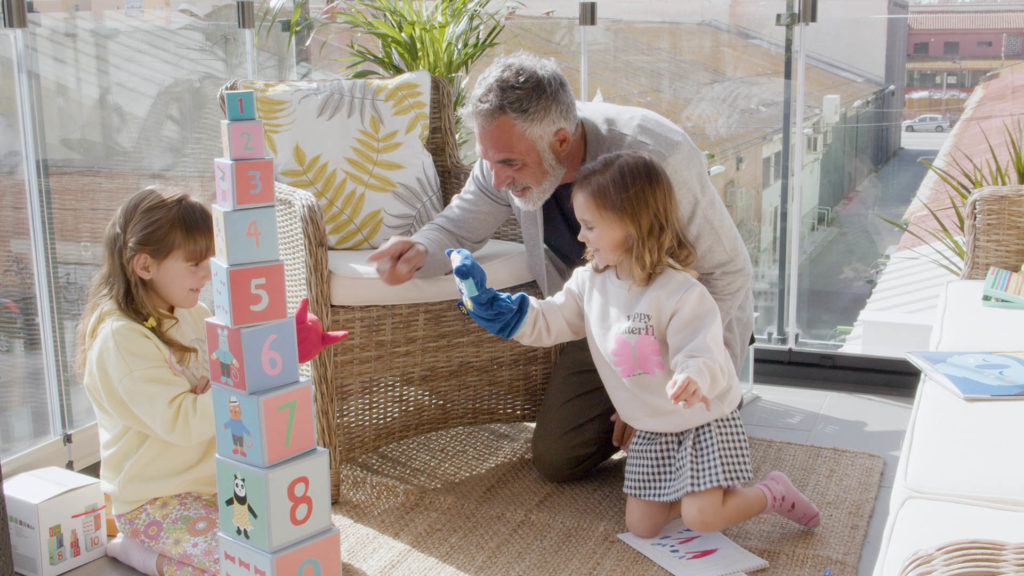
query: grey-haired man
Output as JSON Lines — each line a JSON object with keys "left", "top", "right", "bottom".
{"left": 369, "top": 53, "right": 753, "bottom": 482}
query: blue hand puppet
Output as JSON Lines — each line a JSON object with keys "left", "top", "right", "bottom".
{"left": 447, "top": 248, "right": 529, "bottom": 339}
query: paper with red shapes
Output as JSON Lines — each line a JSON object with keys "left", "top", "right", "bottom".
{"left": 618, "top": 518, "right": 768, "bottom": 576}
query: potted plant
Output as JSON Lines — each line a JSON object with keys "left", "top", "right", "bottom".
{"left": 267, "top": 0, "right": 516, "bottom": 152}
{"left": 882, "top": 121, "right": 1024, "bottom": 276}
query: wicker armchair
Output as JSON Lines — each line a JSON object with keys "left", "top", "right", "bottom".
{"left": 961, "top": 185, "right": 1024, "bottom": 280}
{"left": 268, "top": 76, "right": 556, "bottom": 501}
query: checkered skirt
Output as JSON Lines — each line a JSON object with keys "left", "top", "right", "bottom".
{"left": 623, "top": 409, "right": 753, "bottom": 502}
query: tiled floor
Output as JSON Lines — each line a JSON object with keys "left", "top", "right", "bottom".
{"left": 740, "top": 383, "right": 915, "bottom": 576}
{"left": 65, "top": 382, "right": 914, "bottom": 576}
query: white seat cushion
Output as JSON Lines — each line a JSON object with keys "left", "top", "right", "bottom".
{"left": 931, "top": 280, "right": 1024, "bottom": 351}
{"left": 873, "top": 496, "right": 1024, "bottom": 576}
{"left": 328, "top": 239, "right": 533, "bottom": 306}
{"left": 898, "top": 377, "right": 1024, "bottom": 507}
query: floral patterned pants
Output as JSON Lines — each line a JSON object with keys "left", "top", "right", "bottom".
{"left": 115, "top": 492, "right": 219, "bottom": 576}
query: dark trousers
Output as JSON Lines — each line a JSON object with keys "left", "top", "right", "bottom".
{"left": 531, "top": 338, "right": 619, "bottom": 481}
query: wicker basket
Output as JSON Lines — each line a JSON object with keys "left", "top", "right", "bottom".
{"left": 961, "top": 186, "right": 1024, "bottom": 280}
{"left": 898, "top": 539, "right": 1024, "bottom": 576}
{"left": 269, "top": 76, "right": 555, "bottom": 501}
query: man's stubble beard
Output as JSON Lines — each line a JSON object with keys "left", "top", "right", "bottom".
{"left": 506, "top": 144, "right": 568, "bottom": 212}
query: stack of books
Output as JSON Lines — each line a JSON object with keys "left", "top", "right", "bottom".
{"left": 982, "top": 265, "right": 1024, "bottom": 309}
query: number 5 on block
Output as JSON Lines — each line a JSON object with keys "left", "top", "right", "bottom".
{"left": 211, "top": 258, "right": 287, "bottom": 328}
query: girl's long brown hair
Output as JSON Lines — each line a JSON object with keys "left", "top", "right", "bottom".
{"left": 572, "top": 151, "right": 697, "bottom": 287}
{"left": 75, "top": 187, "right": 213, "bottom": 373}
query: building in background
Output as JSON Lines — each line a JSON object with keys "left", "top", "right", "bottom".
{"left": 906, "top": 0, "right": 1024, "bottom": 123}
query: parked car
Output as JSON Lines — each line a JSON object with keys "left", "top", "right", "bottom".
{"left": 902, "top": 114, "right": 950, "bottom": 133}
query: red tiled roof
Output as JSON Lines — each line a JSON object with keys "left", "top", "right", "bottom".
{"left": 909, "top": 12, "right": 1024, "bottom": 30}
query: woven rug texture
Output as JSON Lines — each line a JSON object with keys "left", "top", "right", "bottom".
{"left": 331, "top": 423, "right": 884, "bottom": 576}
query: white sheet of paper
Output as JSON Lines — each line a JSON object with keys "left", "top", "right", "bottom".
{"left": 618, "top": 518, "right": 768, "bottom": 576}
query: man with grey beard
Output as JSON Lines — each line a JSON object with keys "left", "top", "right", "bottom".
{"left": 368, "top": 52, "right": 753, "bottom": 483}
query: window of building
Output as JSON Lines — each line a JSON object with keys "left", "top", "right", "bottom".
{"left": 943, "top": 41, "right": 960, "bottom": 56}
{"left": 913, "top": 42, "right": 929, "bottom": 55}
{"left": 977, "top": 40, "right": 993, "bottom": 48}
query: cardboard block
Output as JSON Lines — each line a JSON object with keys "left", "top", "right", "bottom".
{"left": 212, "top": 204, "right": 279, "bottom": 265}
{"left": 205, "top": 316, "right": 298, "bottom": 394}
{"left": 224, "top": 90, "right": 257, "bottom": 121}
{"left": 212, "top": 380, "right": 315, "bottom": 467}
{"left": 214, "top": 157, "right": 275, "bottom": 209}
{"left": 221, "top": 120, "right": 266, "bottom": 160}
{"left": 216, "top": 448, "right": 330, "bottom": 552}
{"left": 211, "top": 259, "right": 287, "bottom": 328}
{"left": 3, "top": 467, "right": 107, "bottom": 576}
{"left": 218, "top": 527, "right": 340, "bottom": 576}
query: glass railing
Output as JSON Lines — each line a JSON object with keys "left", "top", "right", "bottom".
{"left": 3, "top": 0, "right": 1020, "bottom": 465}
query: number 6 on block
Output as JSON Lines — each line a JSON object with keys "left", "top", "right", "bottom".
{"left": 211, "top": 258, "right": 287, "bottom": 328}
{"left": 205, "top": 316, "right": 298, "bottom": 394}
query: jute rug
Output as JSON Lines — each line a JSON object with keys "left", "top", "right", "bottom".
{"left": 331, "top": 423, "right": 883, "bottom": 576}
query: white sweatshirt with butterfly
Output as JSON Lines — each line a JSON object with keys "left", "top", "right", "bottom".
{"left": 514, "top": 264, "right": 742, "bottom": 433}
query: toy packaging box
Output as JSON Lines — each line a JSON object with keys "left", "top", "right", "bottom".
{"left": 4, "top": 466, "right": 107, "bottom": 576}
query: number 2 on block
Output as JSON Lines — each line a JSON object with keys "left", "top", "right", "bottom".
{"left": 246, "top": 220, "right": 261, "bottom": 247}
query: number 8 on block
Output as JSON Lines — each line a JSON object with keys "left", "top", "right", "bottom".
{"left": 211, "top": 258, "right": 287, "bottom": 328}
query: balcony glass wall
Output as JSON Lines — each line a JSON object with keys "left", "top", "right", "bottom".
{"left": 3, "top": 0, "right": 1018, "bottom": 467}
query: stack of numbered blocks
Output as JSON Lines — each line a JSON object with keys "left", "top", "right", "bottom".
{"left": 209, "top": 90, "right": 340, "bottom": 576}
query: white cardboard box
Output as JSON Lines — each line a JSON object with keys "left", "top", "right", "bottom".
{"left": 4, "top": 467, "right": 107, "bottom": 576}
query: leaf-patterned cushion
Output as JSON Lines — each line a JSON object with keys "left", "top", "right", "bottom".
{"left": 237, "top": 71, "right": 442, "bottom": 249}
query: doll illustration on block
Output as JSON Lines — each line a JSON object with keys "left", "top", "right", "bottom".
{"left": 210, "top": 327, "right": 239, "bottom": 385}
{"left": 223, "top": 397, "right": 252, "bottom": 457}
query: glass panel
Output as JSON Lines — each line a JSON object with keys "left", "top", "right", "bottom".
{"left": 1, "top": 30, "right": 54, "bottom": 461}
{"left": 491, "top": 6, "right": 789, "bottom": 338}
{"left": 2, "top": 0, "right": 298, "bottom": 461}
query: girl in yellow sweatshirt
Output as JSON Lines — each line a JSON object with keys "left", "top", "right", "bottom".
{"left": 77, "top": 187, "right": 218, "bottom": 575}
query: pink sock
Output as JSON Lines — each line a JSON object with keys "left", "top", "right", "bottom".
{"left": 106, "top": 534, "right": 159, "bottom": 576}
{"left": 757, "top": 471, "right": 820, "bottom": 528}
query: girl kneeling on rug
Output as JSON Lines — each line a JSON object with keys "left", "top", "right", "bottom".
{"left": 77, "top": 187, "right": 219, "bottom": 575}
{"left": 449, "top": 151, "right": 820, "bottom": 537}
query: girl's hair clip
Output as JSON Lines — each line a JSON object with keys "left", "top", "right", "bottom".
{"left": 143, "top": 316, "right": 158, "bottom": 329}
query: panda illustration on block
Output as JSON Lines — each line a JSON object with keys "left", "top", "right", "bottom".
{"left": 225, "top": 474, "right": 258, "bottom": 540}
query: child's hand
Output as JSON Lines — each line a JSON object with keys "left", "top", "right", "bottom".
{"left": 666, "top": 375, "right": 711, "bottom": 410}
{"left": 192, "top": 375, "right": 211, "bottom": 395}
{"left": 447, "top": 248, "right": 530, "bottom": 339}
